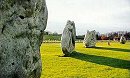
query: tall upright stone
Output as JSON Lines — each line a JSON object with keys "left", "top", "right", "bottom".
{"left": 120, "top": 36, "right": 126, "bottom": 44}
{"left": 83, "top": 30, "right": 96, "bottom": 48}
{"left": 0, "top": 0, "right": 48, "bottom": 78}
{"left": 61, "top": 20, "right": 76, "bottom": 56}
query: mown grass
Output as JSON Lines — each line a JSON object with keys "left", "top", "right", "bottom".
{"left": 40, "top": 41, "right": 130, "bottom": 78}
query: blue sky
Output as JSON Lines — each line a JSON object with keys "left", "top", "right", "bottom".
{"left": 46, "top": 0, "right": 130, "bottom": 35}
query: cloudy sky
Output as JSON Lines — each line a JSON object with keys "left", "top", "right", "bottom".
{"left": 46, "top": 0, "right": 130, "bottom": 35}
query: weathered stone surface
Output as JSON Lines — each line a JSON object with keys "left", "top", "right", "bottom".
{"left": 120, "top": 36, "right": 126, "bottom": 44}
{"left": 0, "top": 0, "right": 48, "bottom": 78}
{"left": 83, "top": 30, "right": 96, "bottom": 47}
{"left": 61, "top": 20, "right": 76, "bottom": 56}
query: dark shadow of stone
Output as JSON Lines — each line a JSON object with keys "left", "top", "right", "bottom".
{"left": 71, "top": 51, "right": 130, "bottom": 69}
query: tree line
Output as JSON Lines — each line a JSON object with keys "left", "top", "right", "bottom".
{"left": 44, "top": 31, "right": 130, "bottom": 41}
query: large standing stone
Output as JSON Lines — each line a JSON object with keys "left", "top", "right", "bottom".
{"left": 120, "top": 36, "right": 126, "bottom": 44}
{"left": 61, "top": 20, "right": 76, "bottom": 56}
{"left": 83, "top": 30, "right": 96, "bottom": 47}
{"left": 0, "top": 0, "right": 48, "bottom": 78}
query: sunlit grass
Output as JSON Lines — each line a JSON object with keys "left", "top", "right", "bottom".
{"left": 40, "top": 41, "right": 130, "bottom": 78}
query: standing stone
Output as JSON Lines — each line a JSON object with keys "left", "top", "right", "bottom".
{"left": 61, "top": 20, "right": 76, "bottom": 56}
{"left": 83, "top": 30, "right": 96, "bottom": 47}
{"left": 120, "top": 36, "right": 126, "bottom": 44}
{"left": 0, "top": 0, "right": 48, "bottom": 78}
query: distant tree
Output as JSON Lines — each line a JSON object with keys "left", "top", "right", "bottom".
{"left": 124, "top": 32, "right": 130, "bottom": 40}
{"left": 112, "top": 32, "right": 118, "bottom": 38}
{"left": 101, "top": 35, "right": 108, "bottom": 40}
{"left": 52, "top": 32, "right": 58, "bottom": 36}
{"left": 108, "top": 34, "right": 114, "bottom": 40}
{"left": 44, "top": 31, "right": 49, "bottom": 35}
{"left": 76, "top": 35, "right": 85, "bottom": 40}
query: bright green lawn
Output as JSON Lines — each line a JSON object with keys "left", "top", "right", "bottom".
{"left": 40, "top": 41, "right": 130, "bottom": 78}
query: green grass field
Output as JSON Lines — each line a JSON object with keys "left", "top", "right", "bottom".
{"left": 40, "top": 41, "right": 130, "bottom": 78}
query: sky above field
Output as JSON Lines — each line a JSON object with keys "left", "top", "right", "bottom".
{"left": 46, "top": 0, "right": 130, "bottom": 35}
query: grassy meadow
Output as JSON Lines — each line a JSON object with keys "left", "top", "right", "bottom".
{"left": 40, "top": 41, "right": 130, "bottom": 78}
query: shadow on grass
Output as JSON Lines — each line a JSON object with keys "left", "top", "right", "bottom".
{"left": 93, "top": 47, "right": 130, "bottom": 52}
{"left": 71, "top": 51, "right": 130, "bottom": 69}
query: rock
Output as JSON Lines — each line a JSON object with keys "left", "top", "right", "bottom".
{"left": 120, "top": 36, "right": 126, "bottom": 44}
{"left": 83, "top": 30, "right": 96, "bottom": 47}
{"left": 61, "top": 20, "right": 76, "bottom": 56}
{"left": 0, "top": 0, "right": 48, "bottom": 78}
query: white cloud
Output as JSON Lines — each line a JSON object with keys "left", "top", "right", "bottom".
{"left": 46, "top": 0, "right": 130, "bottom": 35}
